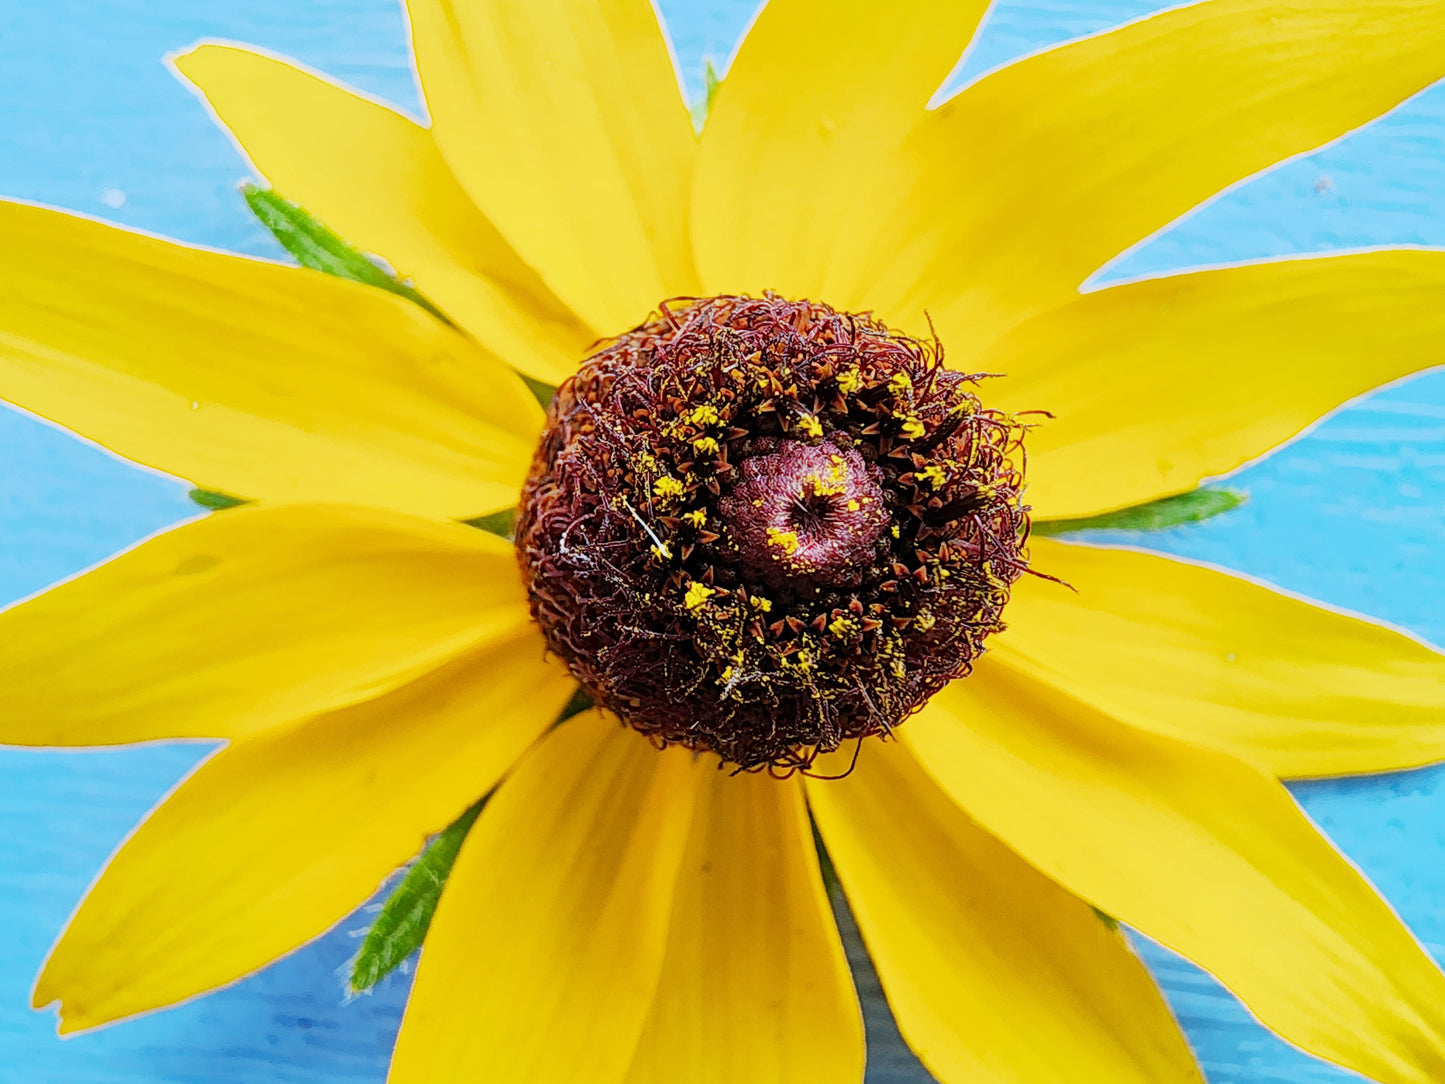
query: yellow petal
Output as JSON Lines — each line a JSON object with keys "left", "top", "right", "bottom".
{"left": 692, "top": 0, "right": 989, "bottom": 299}
{"left": 997, "top": 251, "right": 1445, "bottom": 518}
{"left": 389, "top": 715, "right": 699, "bottom": 1084}
{"left": 808, "top": 738, "right": 1202, "bottom": 1084}
{"left": 622, "top": 768, "right": 862, "bottom": 1084}
{"left": 908, "top": 661, "right": 1445, "bottom": 1084}
{"left": 1005, "top": 538, "right": 1445, "bottom": 779}
{"left": 172, "top": 43, "right": 595, "bottom": 386}
{"left": 0, "top": 200, "right": 541, "bottom": 518}
{"left": 843, "top": 0, "right": 1445, "bottom": 347}
{"left": 0, "top": 504, "right": 525, "bottom": 746}
{"left": 34, "top": 620, "right": 571, "bottom": 1032}
{"left": 407, "top": 0, "right": 697, "bottom": 333}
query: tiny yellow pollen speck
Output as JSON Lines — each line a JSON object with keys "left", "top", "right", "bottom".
{"left": 683, "top": 509, "right": 707, "bottom": 528}
{"left": 803, "top": 470, "right": 845, "bottom": 498}
{"left": 653, "top": 476, "right": 685, "bottom": 500}
{"left": 837, "top": 368, "right": 862, "bottom": 394}
{"left": 846, "top": 498, "right": 860, "bottom": 511}
{"left": 688, "top": 404, "right": 720, "bottom": 426}
{"left": 889, "top": 372, "right": 912, "bottom": 395}
{"left": 650, "top": 541, "right": 673, "bottom": 560}
{"left": 684, "top": 582, "right": 715, "bottom": 610}
{"left": 796, "top": 413, "right": 824, "bottom": 439}
{"left": 918, "top": 465, "right": 947, "bottom": 489}
{"left": 900, "top": 416, "right": 925, "bottom": 440}
{"left": 766, "top": 527, "right": 801, "bottom": 555}
{"left": 749, "top": 595, "right": 773, "bottom": 613}
{"left": 828, "top": 615, "right": 858, "bottom": 638}
{"left": 693, "top": 436, "right": 720, "bottom": 455}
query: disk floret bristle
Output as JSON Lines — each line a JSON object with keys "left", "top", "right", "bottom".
{"left": 516, "top": 294, "right": 1029, "bottom": 772}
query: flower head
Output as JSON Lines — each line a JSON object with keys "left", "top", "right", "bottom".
{"left": 4, "top": 1, "right": 1445, "bottom": 1083}
{"left": 517, "top": 294, "right": 1026, "bottom": 769}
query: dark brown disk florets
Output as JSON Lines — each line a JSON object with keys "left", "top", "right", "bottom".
{"left": 516, "top": 294, "right": 1029, "bottom": 772}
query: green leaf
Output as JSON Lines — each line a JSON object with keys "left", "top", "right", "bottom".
{"left": 690, "top": 58, "right": 723, "bottom": 132}
{"left": 241, "top": 183, "right": 451, "bottom": 325}
{"left": 1092, "top": 906, "right": 1120, "bottom": 932}
{"left": 559, "top": 685, "right": 593, "bottom": 721}
{"left": 1032, "top": 488, "right": 1245, "bottom": 536}
{"left": 349, "top": 687, "right": 592, "bottom": 992}
{"left": 188, "top": 488, "right": 249, "bottom": 511}
{"left": 463, "top": 507, "right": 517, "bottom": 539}
{"left": 519, "top": 373, "right": 557, "bottom": 411}
{"left": 349, "top": 797, "right": 485, "bottom": 994}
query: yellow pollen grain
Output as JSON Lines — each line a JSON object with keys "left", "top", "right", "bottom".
{"left": 845, "top": 498, "right": 860, "bottom": 512}
{"left": 803, "top": 471, "right": 845, "bottom": 499}
{"left": 653, "top": 476, "right": 685, "bottom": 500}
{"left": 889, "top": 372, "right": 913, "bottom": 395}
{"left": 749, "top": 595, "right": 773, "bottom": 613}
{"left": 693, "top": 436, "right": 720, "bottom": 455}
{"left": 796, "top": 413, "right": 824, "bottom": 439}
{"left": 683, "top": 509, "right": 707, "bottom": 528}
{"left": 684, "top": 582, "right": 715, "bottom": 611}
{"left": 828, "top": 615, "right": 859, "bottom": 638}
{"left": 650, "top": 541, "right": 673, "bottom": 561}
{"left": 900, "top": 415, "right": 926, "bottom": 440}
{"left": 837, "top": 368, "right": 862, "bottom": 394}
{"left": 766, "top": 527, "right": 801, "bottom": 556}
{"left": 688, "top": 404, "right": 720, "bottom": 426}
{"left": 918, "top": 465, "right": 947, "bottom": 489}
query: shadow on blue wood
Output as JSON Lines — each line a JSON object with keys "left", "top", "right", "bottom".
{"left": 1, "top": 1, "right": 1443, "bottom": 1082}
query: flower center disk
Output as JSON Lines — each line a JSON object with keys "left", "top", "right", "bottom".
{"left": 516, "top": 295, "right": 1029, "bottom": 772}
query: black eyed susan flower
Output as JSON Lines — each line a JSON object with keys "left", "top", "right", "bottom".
{"left": 5, "top": 1, "right": 1445, "bottom": 1081}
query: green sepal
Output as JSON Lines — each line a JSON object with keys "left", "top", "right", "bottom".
{"left": 241, "top": 183, "right": 451, "bottom": 324}
{"left": 690, "top": 58, "right": 723, "bottom": 132}
{"left": 559, "top": 685, "right": 593, "bottom": 721}
{"left": 464, "top": 507, "right": 517, "bottom": 539}
{"left": 188, "top": 488, "right": 249, "bottom": 511}
{"left": 349, "top": 796, "right": 485, "bottom": 994}
{"left": 1032, "top": 487, "right": 1245, "bottom": 536}
{"left": 520, "top": 374, "right": 557, "bottom": 411}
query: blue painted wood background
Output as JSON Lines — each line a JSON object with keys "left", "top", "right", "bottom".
{"left": 2, "top": 2, "right": 1444, "bottom": 1081}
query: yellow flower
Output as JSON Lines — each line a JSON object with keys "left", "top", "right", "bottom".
{"left": 0, "top": 2, "right": 1444, "bottom": 1083}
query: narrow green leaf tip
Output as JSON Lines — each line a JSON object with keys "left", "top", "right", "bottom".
{"left": 240, "top": 182, "right": 451, "bottom": 324}
{"left": 690, "top": 58, "right": 723, "bottom": 132}
{"left": 188, "top": 488, "right": 248, "bottom": 511}
{"left": 464, "top": 507, "right": 517, "bottom": 538}
{"left": 1092, "top": 906, "right": 1120, "bottom": 932}
{"left": 559, "top": 685, "right": 593, "bottom": 721}
{"left": 1032, "top": 488, "right": 1245, "bottom": 536}
{"left": 520, "top": 373, "right": 557, "bottom": 411}
{"left": 350, "top": 687, "right": 596, "bottom": 991}
{"left": 349, "top": 797, "right": 486, "bottom": 994}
